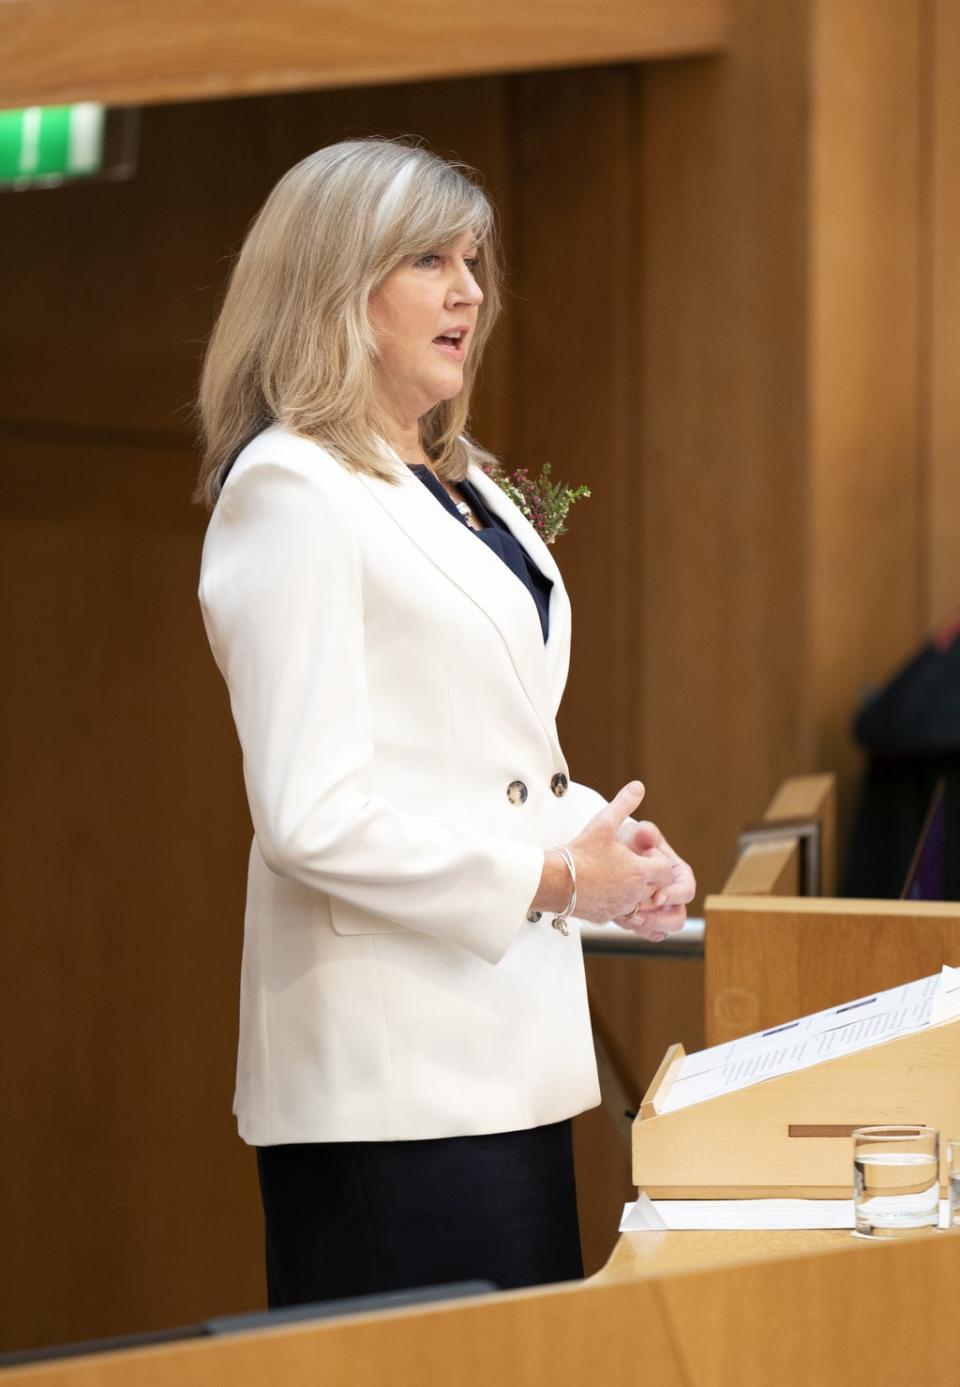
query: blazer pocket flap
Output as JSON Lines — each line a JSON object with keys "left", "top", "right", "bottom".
{"left": 328, "top": 896, "right": 407, "bottom": 937}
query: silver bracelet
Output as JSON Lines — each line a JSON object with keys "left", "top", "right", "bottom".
{"left": 551, "top": 846, "right": 577, "bottom": 937}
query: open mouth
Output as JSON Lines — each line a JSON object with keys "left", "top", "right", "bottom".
{"left": 432, "top": 330, "right": 468, "bottom": 356}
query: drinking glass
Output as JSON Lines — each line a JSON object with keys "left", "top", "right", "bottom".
{"left": 947, "top": 1137, "right": 960, "bottom": 1228}
{"left": 852, "top": 1125, "right": 939, "bottom": 1237}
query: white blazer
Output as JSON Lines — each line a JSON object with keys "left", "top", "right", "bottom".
{"left": 199, "top": 426, "right": 605, "bottom": 1144}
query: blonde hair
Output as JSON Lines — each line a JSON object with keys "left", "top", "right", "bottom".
{"left": 195, "top": 138, "right": 503, "bottom": 508}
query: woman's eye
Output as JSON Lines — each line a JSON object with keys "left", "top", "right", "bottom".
{"left": 414, "top": 253, "right": 441, "bottom": 269}
{"left": 464, "top": 258, "right": 480, "bottom": 274}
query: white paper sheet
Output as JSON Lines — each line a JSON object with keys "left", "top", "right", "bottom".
{"left": 930, "top": 964, "right": 960, "bottom": 1024}
{"left": 618, "top": 1197, "right": 953, "bottom": 1232}
{"left": 656, "top": 970, "right": 949, "bottom": 1115}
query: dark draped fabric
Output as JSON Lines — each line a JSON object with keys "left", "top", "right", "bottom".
{"left": 411, "top": 465, "right": 553, "bottom": 644}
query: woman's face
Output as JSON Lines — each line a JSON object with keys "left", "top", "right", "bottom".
{"left": 367, "top": 232, "right": 484, "bottom": 432}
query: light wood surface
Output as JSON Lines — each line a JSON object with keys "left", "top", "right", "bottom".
{"left": 596, "top": 1227, "right": 853, "bottom": 1279}
{"left": 654, "top": 1229, "right": 960, "bottom": 1387}
{"left": 722, "top": 773, "right": 835, "bottom": 897}
{"left": 764, "top": 772, "right": 837, "bottom": 894}
{"left": 705, "top": 895, "right": 960, "bottom": 1045}
{"left": 640, "top": 1043, "right": 686, "bottom": 1120}
{"left": 3, "top": 1230, "right": 960, "bottom": 1386}
{"left": 634, "top": 1012, "right": 960, "bottom": 1196}
{"left": 722, "top": 839, "right": 799, "bottom": 896}
{"left": 0, "top": 0, "right": 728, "bottom": 107}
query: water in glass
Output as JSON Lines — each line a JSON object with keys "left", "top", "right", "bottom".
{"left": 854, "top": 1150, "right": 939, "bottom": 1236}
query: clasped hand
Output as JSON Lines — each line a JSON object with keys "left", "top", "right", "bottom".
{"left": 568, "top": 781, "right": 695, "bottom": 942}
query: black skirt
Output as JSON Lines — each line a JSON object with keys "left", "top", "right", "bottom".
{"left": 255, "top": 1119, "right": 583, "bottom": 1307}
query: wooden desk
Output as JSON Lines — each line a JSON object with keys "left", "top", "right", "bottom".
{"left": 4, "top": 1226, "right": 960, "bottom": 1387}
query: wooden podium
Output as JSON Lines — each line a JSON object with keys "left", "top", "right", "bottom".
{"left": 635, "top": 1010, "right": 960, "bottom": 1197}
{"left": 3, "top": 1215, "right": 960, "bottom": 1386}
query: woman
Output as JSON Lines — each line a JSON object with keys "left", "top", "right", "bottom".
{"left": 197, "top": 138, "right": 694, "bottom": 1306}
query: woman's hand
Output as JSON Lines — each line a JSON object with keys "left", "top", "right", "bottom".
{"left": 612, "top": 818, "right": 696, "bottom": 940}
{"left": 532, "top": 782, "right": 676, "bottom": 924}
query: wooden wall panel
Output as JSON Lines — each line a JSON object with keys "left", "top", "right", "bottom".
{"left": 637, "top": 0, "right": 811, "bottom": 898}
{"left": 0, "top": 437, "right": 262, "bottom": 1348}
{"left": 509, "top": 67, "right": 637, "bottom": 802}
{"left": 808, "top": 0, "right": 925, "bottom": 808}
{"left": 925, "top": 0, "right": 960, "bottom": 628}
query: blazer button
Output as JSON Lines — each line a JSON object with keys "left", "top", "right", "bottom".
{"left": 527, "top": 910, "right": 542, "bottom": 923}
{"left": 550, "top": 773, "right": 569, "bottom": 797}
{"left": 507, "top": 780, "right": 528, "bottom": 805}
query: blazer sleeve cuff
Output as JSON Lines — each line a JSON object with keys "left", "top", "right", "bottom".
{"left": 428, "top": 837, "right": 545, "bottom": 965}
{"left": 566, "top": 780, "right": 608, "bottom": 831}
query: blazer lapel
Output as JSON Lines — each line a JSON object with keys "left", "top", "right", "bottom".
{"left": 358, "top": 466, "right": 565, "bottom": 757}
{"left": 467, "top": 464, "right": 572, "bottom": 718}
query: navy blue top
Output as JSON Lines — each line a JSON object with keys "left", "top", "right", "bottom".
{"left": 411, "top": 466, "right": 553, "bottom": 643}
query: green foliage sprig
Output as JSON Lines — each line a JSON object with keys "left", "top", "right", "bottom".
{"left": 481, "top": 462, "right": 591, "bottom": 545}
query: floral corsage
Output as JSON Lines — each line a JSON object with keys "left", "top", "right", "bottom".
{"left": 481, "top": 462, "right": 591, "bottom": 545}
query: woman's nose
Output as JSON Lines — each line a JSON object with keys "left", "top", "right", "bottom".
{"left": 449, "top": 264, "right": 483, "bottom": 307}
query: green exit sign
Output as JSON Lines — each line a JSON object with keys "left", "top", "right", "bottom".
{"left": 0, "top": 104, "right": 106, "bottom": 188}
